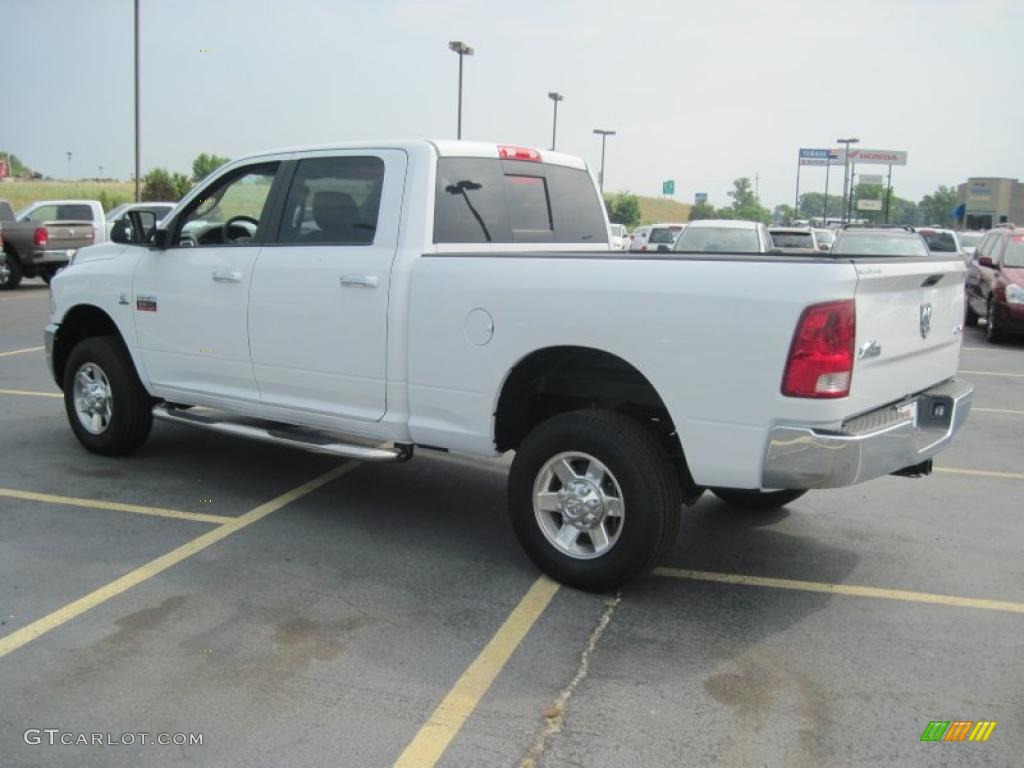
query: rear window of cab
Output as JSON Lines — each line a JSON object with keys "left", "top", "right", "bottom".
{"left": 433, "top": 158, "right": 608, "bottom": 245}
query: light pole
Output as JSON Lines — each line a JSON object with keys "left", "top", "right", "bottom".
{"left": 836, "top": 137, "right": 859, "bottom": 224}
{"left": 66, "top": 151, "right": 72, "bottom": 180}
{"left": 593, "top": 129, "right": 616, "bottom": 193}
{"left": 548, "top": 92, "right": 564, "bottom": 151}
{"left": 448, "top": 41, "right": 474, "bottom": 140}
{"left": 134, "top": 0, "right": 141, "bottom": 200}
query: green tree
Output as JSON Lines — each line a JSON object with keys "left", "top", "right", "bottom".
{"left": 142, "top": 168, "right": 192, "bottom": 202}
{"left": 772, "top": 204, "right": 797, "bottom": 224}
{"left": 918, "top": 185, "right": 958, "bottom": 226}
{"left": 604, "top": 192, "right": 642, "bottom": 228}
{"left": 798, "top": 192, "right": 845, "bottom": 221}
{"left": 191, "top": 153, "right": 230, "bottom": 183}
{"left": 726, "top": 177, "right": 770, "bottom": 224}
{"left": 688, "top": 200, "right": 717, "bottom": 221}
{"left": 0, "top": 151, "right": 30, "bottom": 177}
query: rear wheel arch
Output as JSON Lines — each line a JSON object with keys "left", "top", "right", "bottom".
{"left": 493, "top": 345, "right": 699, "bottom": 501}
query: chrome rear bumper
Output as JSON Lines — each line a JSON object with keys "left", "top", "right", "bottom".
{"left": 763, "top": 378, "right": 973, "bottom": 489}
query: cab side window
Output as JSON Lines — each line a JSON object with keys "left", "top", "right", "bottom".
{"left": 174, "top": 163, "right": 279, "bottom": 247}
{"left": 276, "top": 156, "right": 385, "bottom": 245}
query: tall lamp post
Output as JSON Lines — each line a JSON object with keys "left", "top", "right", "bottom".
{"left": 66, "top": 151, "right": 72, "bottom": 180}
{"left": 548, "top": 92, "right": 564, "bottom": 151}
{"left": 448, "top": 41, "right": 474, "bottom": 140}
{"left": 593, "top": 129, "right": 616, "bottom": 193}
{"left": 837, "top": 137, "right": 859, "bottom": 224}
{"left": 134, "top": 0, "right": 141, "bottom": 201}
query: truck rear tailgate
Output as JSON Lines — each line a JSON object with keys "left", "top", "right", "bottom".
{"left": 43, "top": 220, "right": 95, "bottom": 249}
{"left": 849, "top": 256, "right": 965, "bottom": 415}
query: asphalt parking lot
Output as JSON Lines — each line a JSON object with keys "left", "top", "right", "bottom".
{"left": 1, "top": 279, "right": 1022, "bottom": 767}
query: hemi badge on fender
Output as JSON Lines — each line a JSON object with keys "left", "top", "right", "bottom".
{"left": 136, "top": 295, "right": 158, "bottom": 312}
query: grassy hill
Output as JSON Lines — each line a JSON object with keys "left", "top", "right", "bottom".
{"left": 0, "top": 180, "right": 137, "bottom": 212}
{"left": 634, "top": 195, "right": 691, "bottom": 225}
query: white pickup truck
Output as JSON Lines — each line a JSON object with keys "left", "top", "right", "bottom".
{"left": 46, "top": 141, "right": 973, "bottom": 590}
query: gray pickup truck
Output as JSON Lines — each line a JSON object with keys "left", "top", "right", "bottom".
{"left": 0, "top": 199, "right": 103, "bottom": 289}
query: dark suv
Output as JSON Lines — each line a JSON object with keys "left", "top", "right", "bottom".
{"left": 965, "top": 225, "right": 1024, "bottom": 342}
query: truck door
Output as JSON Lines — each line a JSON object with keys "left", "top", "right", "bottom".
{"left": 248, "top": 150, "right": 406, "bottom": 422}
{"left": 133, "top": 162, "right": 282, "bottom": 403}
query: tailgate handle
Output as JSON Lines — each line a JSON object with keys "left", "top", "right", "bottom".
{"left": 921, "top": 274, "right": 944, "bottom": 287}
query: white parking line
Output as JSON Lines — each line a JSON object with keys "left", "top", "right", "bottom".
{"left": 959, "top": 370, "right": 1024, "bottom": 378}
{"left": 973, "top": 407, "right": 1024, "bottom": 416}
{"left": 0, "top": 346, "right": 44, "bottom": 357}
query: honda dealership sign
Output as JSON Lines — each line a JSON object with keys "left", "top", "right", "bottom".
{"left": 845, "top": 148, "right": 907, "bottom": 166}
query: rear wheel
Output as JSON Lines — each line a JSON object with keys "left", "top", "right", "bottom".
{"left": 711, "top": 488, "right": 807, "bottom": 510}
{"left": 40, "top": 267, "right": 57, "bottom": 285}
{"left": 0, "top": 251, "right": 22, "bottom": 290}
{"left": 508, "top": 410, "right": 681, "bottom": 592}
{"left": 63, "top": 336, "right": 153, "bottom": 455}
{"left": 986, "top": 298, "right": 1005, "bottom": 343}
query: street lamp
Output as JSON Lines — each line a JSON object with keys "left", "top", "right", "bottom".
{"left": 593, "top": 129, "right": 616, "bottom": 193}
{"left": 66, "top": 151, "right": 72, "bottom": 180}
{"left": 548, "top": 92, "right": 564, "bottom": 151}
{"left": 448, "top": 41, "right": 474, "bottom": 140}
{"left": 837, "top": 137, "right": 859, "bottom": 224}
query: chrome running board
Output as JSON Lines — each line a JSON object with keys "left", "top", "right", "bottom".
{"left": 152, "top": 404, "right": 412, "bottom": 462}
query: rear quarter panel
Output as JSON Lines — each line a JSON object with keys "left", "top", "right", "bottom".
{"left": 406, "top": 253, "right": 861, "bottom": 488}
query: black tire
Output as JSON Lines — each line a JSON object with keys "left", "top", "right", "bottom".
{"left": 40, "top": 268, "right": 56, "bottom": 285}
{"left": 63, "top": 336, "right": 153, "bottom": 456}
{"left": 965, "top": 300, "right": 979, "bottom": 327}
{"left": 986, "top": 298, "right": 1005, "bottom": 343}
{"left": 508, "top": 409, "right": 682, "bottom": 592}
{"left": 711, "top": 488, "right": 807, "bottom": 510}
{"left": 0, "top": 250, "right": 23, "bottom": 290}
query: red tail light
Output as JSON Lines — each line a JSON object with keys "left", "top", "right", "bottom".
{"left": 498, "top": 145, "right": 542, "bottom": 162}
{"left": 782, "top": 300, "right": 856, "bottom": 398}
{"left": 33, "top": 227, "right": 48, "bottom": 247}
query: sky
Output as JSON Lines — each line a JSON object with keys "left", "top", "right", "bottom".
{"left": 2, "top": 0, "right": 1021, "bottom": 209}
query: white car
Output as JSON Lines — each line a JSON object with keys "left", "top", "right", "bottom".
{"left": 674, "top": 219, "right": 773, "bottom": 253}
{"left": 629, "top": 222, "right": 685, "bottom": 251}
{"left": 46, "top": 140, "right": 973, "bottom": 591}
{"left": 609, "top": 223, "right": 630, "bottom": 251}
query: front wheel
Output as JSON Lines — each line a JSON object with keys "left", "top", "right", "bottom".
{"left": 965, "top": 300, "right": 979, "bottom": 327}
{"left": 986, "top": 299, "right": 1005, "bottom": 343}
{"left": 63, "top": 336, "right": 153, "bottom": 455}
{"left": 508, "top": 410, "right": 681, "bottom": 592}
{"left": 711, "top": 488, "right": 807, "bottom": 510}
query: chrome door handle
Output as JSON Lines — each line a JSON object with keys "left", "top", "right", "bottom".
{"left": 212, "top": 269, "right": 243, "bottom": 283}
{"left": 340, "top": 274, "right": 379, "bottom": 288}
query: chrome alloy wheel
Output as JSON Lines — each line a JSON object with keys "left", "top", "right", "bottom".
{"left": 73, "top": 362, "right": 113, "bottom": 435}
{"left": 0, "top": 258, "right": 11, "bottom": 285}
{"left": 533, "top": 452, "right": 625, "bottom": 559}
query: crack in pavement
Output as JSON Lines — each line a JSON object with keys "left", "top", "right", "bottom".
{"left": 519, "top": 592, "right": 622, "bottom": 768}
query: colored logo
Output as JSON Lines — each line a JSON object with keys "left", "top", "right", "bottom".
{"left": 920, "top": 720, "right": 997, "bottom": 742}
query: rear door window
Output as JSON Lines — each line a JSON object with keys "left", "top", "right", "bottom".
{"left": 434, "top": 158, "right": 606, "bottom": 244}
{"left": 56, "top": 204, "right": 95, "bottom": 221}
{"left": 277, "top": 156, "right": 385, "bottom": 245}
{"left": 918, "top": 230, "right": 957, "bottom": 252}
{"left": 23, "top": 205, "right": 58, "bottom": 223}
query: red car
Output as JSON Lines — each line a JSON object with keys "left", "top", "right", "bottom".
{"left": 965, "top": 226, "right": 1024, "bottom": 342}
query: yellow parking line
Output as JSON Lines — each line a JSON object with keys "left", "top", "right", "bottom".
{"left": 0, "top": 388, "right": 61, "bottom": 398}
{"left": 935, "top": 466, "right": 1024, "bottom": 481}
{"left": 973, "top": 407, "right": 1024, "bottom": 416}
{"left": 0, "top": 346, "right": 44, "bottom": 357}
{"left": 0, "top": 488, "right": 234, "bottom": 525}
{"left": 654, "top": 568, "right": 1024, "bottom": 614}
{"left": 0, "top": 463, "right": 356, "bottom": 660}
{"left": 393, "top": 577, "right": 560, "bottom": 768}
{"left": 960, "top": 370, "right": 1024, "bottom": 378}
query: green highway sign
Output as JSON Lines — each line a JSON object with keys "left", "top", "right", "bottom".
{"left": 662, "top": 180, "right": 675, "bottom": 195}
